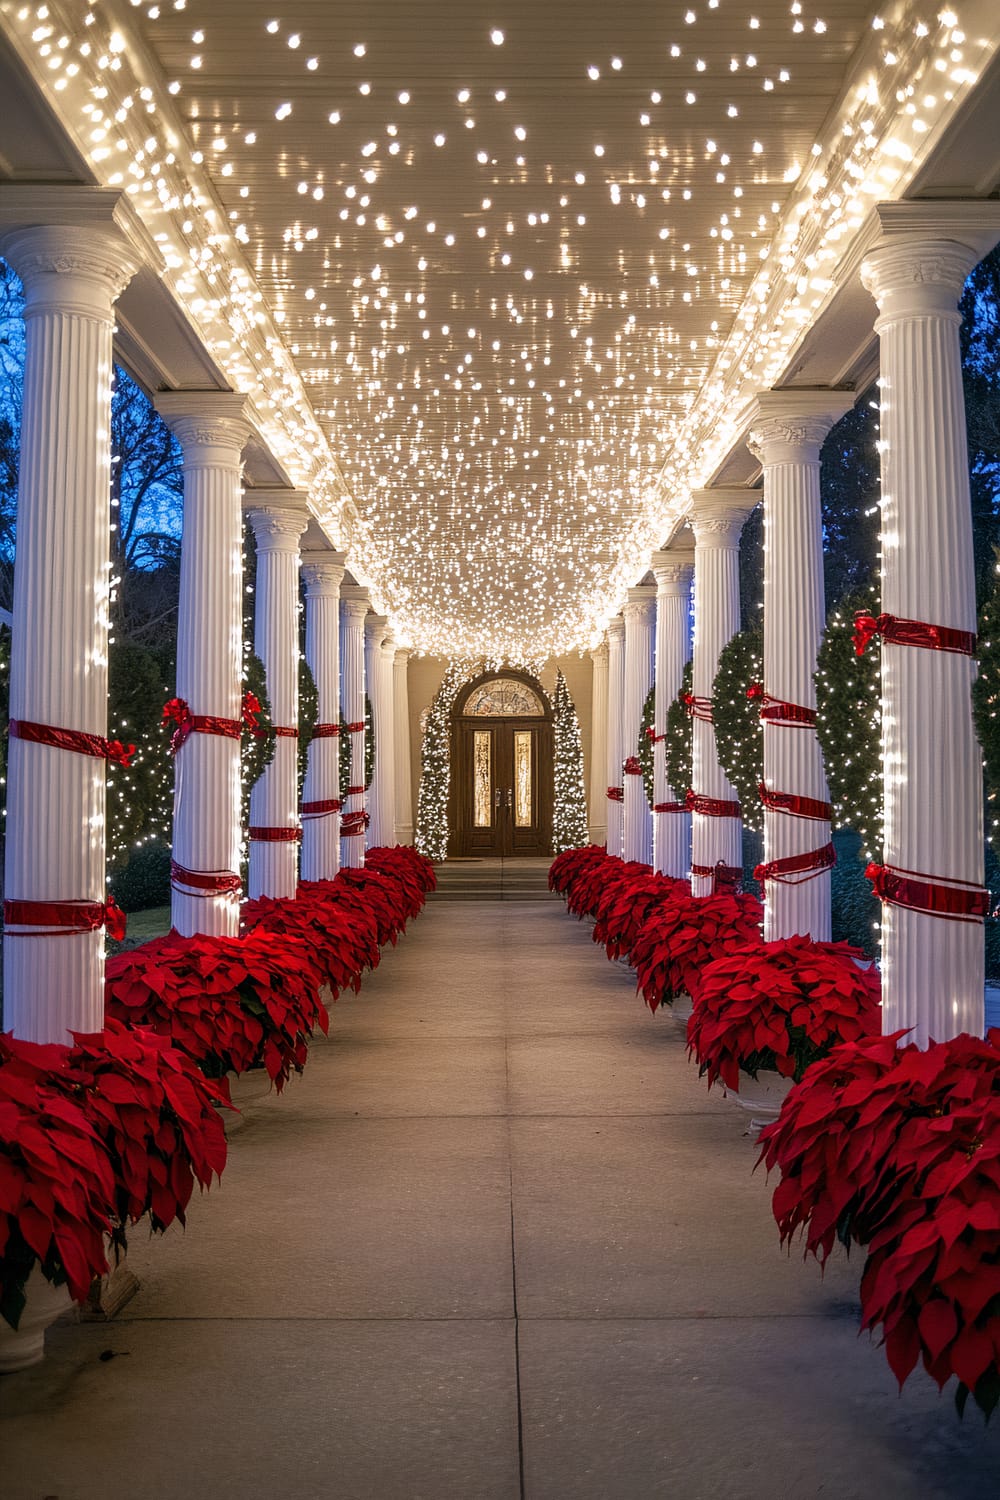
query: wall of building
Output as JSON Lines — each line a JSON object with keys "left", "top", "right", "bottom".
{"left": 405, "top": 653, "right": 594, "bottom": 849}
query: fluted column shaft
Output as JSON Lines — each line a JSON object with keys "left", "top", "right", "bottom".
{"left": 393, "top": 649, "right": 414, "bottom": 845}
{"left": 690, "top": 491, "right": 756, "bottom": 897}
{"left": 301, "top": 551, "right": 346, "bottom": 881}
{"left": 1, "top": 220, "right": 140, "bottom": 1042}
{"left": 377, "top": 630, "right": 397, "bottom": 847}
{"left": 622, "top": 587, "right": 657, "bottom": 864}
{"left": 588, "top": 645, "right": 609, "bottom": 845}
{"left": 340, "top": 589, "right": 370, "bottom": 869}
{"left": 246, "top": 500, "right": 309, "bottom": 899}
{"left": 749, "top": 394, "right": 852, "bottom": 942}
{"left": 364, "top": 616, "right": 389, "bottom": 849}
{"left": 605, "top": 619, "right": 626, "bottom": 858}
{"left": 157, "top": 394, "right": 252, "bottom": 940}
{"left": 861, "top": 208, "right": 1000, "bottom": 1044}
{"left": 651, "top": 552, "right": 694, "bottom": 878}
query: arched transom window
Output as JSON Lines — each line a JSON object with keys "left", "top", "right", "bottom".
{"left": 464, "top": 678, "right": 545, "bottom": 717}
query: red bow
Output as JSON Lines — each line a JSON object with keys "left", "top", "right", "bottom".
{"left": 623, "top": 756, "right": 643, "bottom": 775}
{"left": 241, "top": 691, "right": 262, "bottom": 733}
{"left": 162, "top": 696, "right": 195, "bottom": 754}
{"left": 746, "top": 682, "right": 764, "bottom": 701}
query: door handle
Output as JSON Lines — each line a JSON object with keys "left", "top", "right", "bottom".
{"left": 506, "top": 788, "right": 513, "bottom": 809}
{"left": 494, "top": 788, "right": 501, "bottom": 810}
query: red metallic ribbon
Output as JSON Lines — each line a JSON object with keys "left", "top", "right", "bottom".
{"left": 865, "top": 861, "right": 989, "bottom": 924}
{"left": 755, "top": 842, "right": 836, "bottom": 885}
{"left": 248, "top": 826, "right": 303, "bottom": 843}
{"left": 302, "top": 798, "right": 343, "bottom": 818}
{"left": 273, "top": 725, "right": 298, "bottom": 738}
{"left": 623, "top": 756, "right": 643, "bottom": 775}
{"left": 345, "top": 720, "right": 366, "bottom": 734}
{"left": 853, "top": 612, "right": 977, "bottom": 659}
{"left": 170, "top": 862, "right": 241, "bottom": 896}
{"left": 312, "top": 724, "right": 340, "bottom": 738}
{"left": 747, "top": 684, "right": 816, "bottom": 727}
{"left": 606, "top": 786, "right": 624, "bottom": 802}
{"left": 654, "top": 801, "right": 688, "bottom": 813}
{"left": 691, "top": 862, "right": 743, "bottom": 890}
{"left": 683, "top": 692, "right": 714, "bottom": 723}
{"left": 162, "top": 697, "right": 241, "bottom": 754}
{"left": 758, "top": 782, "right": 832, "bottom": 821}
{"left": 4, "top": 897, "right": 127, "bottom": 941}
{"left": 9, "top": 718, "right": 135, "bottom": 769}
{"left": 645, "top": 727, "right": 666, "bottom": 744}
{"left": 686, "top": 790, "right": 741, "bottom": 818}
{"left": 345, "top": 784, "right": 366, "bottom": 797}
{"left": 341, "top": 809, "right": 370, "bottom": 837}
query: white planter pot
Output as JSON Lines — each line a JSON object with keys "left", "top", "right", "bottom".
{"left": 0, "top": 1264, "right": 74, "bottom": 1373}
{"left": 722, "top": 1070, "right": 795, "bottom": 1140}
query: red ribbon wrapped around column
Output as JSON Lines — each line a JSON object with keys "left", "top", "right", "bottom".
{"left": 345, "top": 720, "right": 366, "bottom": 734}
{"left": 623, "top": 756, "right": 643, "bottom": 775}
{"left": 682, "top": 692, "right": 714, "bottom": 723}
{"left": 686, "top": 789, "right": 741, "bottom": 818}
{"left": 341, "top": 809, "right": 370, "bottom": 837}
{"left": 273, "top": 725, "right": 298, "bottom": 738}
{"left": 691, "top": 861, "right": 743, "bottom": 891}
{"left": 302, "top": 798, "right": 343, "bottom": 819}
{"left": 248, "top": 826, "right": 303, "bottom": 842}
{"left": 865, "top": 861, "right": 989, "bottom": 923}
{"left": 311, "top": 723, "right": 341, "bottom": 738}
{"left": 162, "top": 697, "right": 244, "bottom": 754}
{"left": 606, "top": 786, "right": 624, "bottom": 802}
{"left": 747, "top": 684, "right": 817, "bottom": 726}
{"left": 9, "top": 718, "right": 135, "bottom": 768}
{"left": 170, "top": 862, "right": 242, "bottom": 896}
{"left": 754, "top": 842, "right": 836, "bottom": 885}
{"left": 3, "top": 897, "right": 127, "bottom": 941}
{"left": 654, "top": 801, "right": 687, "bottom": 813}
{"left": 853, "top": 612, "right": 977, "bottom": 659}
{"left": 758, "top": 782, "right": 832, "bottom": 821}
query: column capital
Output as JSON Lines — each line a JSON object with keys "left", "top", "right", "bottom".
{"left": 622, "top": 585, "right": 657, "bottom": 623}
{"left": 394, "top": 647, "right": 413, "bottom": 667}
{"left": 589, "top": 641, "right": 609, "bottom": 665}
{"left": 651, "top": 549, "right": 695, "bottom": 593}
{"left": 747, "top": 390, "right": 855, "bottom": 466}
{"left": 301, "top": 550, "right": 347, "bottom": 596}
{"left": 0, "top": 188, "right": 156, "bottom": 319}
{"left": 861, "top": 201, "right": 1000, "bottom": 321}
{"left": 606, "top": 616, "right": 626, "bottom": 644}
{"left": 341, "top": 586, "right": 371, "bottom": 622}
{"left": 689, "top": 489, "right": 757, "bottom": 548}
{"left": 243, "top": 492, "right": 310, "bottom": 551}
{"left": 365, "top": 612, "right": 390, "bottom": 642}
{"left": 156, "top": 391, "right": 253, "bottom": 461}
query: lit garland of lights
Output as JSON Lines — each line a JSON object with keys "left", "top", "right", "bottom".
{"left": 637, "top": 685, "right": 656, "bottom": 810}
{"left": 972, "top": 554, "right": 1000, "bottom": 843}
{"left": 552, "top": 669, "right": 589, "bottom": 854}
{"left": 107, "top": 641, "right": 173, "bottom": 868}
{"left": 4, "top": 5, "right": 987, "bottom": 657}
{"left": 415, "top": 659, "right": 478, "bottom": 861}
{"left": 664, "top": 661, "right": 694, "bottom": 799}
{"left": 298, "top": 657, "right": 318, "bottom": 797}
{"left": 337, "top": 695, "right": 376, "bottom": 794}
{"left": 240, "top": 654, "right": 276, "bottom": 833}
{"left": 814, "top": 588, "right": 883, "bottom": 860}
{"left": 712, "top": 628, "right": 764, "bottom": 834}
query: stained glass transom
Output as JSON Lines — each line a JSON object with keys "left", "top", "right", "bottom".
{"left": 464, "top": 679, "right": 544, "bottom": 718}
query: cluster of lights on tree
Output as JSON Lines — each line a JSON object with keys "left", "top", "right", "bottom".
{"left": 552, "top": 669, "right": 589, "bottom": 854}
{"left": 8, "top": 3, "right": 988, "bottom": 656}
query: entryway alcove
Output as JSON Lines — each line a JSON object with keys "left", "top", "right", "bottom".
{"left": 448, "top": 671, "right": 554, "bottom": 858}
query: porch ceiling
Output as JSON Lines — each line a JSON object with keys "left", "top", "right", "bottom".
{"left": 1, "top": 1, "right": 999, "bottom": 655}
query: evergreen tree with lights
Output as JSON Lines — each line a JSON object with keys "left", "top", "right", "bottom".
{"left": 664, "top": 660, "right": 694, "bottom": 798}
{"left": 415, "top": 659, "right": 477, "bottom": 861}
{"left": 713, "top": 627, "right": 764, "bottom": 834}
{"left": 552, "top": 669, "right": 589, "bottom": 853}
{"left": 637, "top": 684, "right": 655, "bottom": 810}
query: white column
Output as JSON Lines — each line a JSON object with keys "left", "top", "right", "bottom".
{"left": 749, "top": 392, "right": 853, "bottom": 943}
{"left": 393, "top": 648, "right": 415, "bottom": 845}
{"left": 156, "top": 393, "right": 252, "bottom": 940}
{"left": 605, "top": 618, "right": 626, "bottom": 857}
{"left": 622, "top": 585, "right": 657, "bottom": 865}
{"left": 0, "top": 209, "right": 141, "bottom": 1043}
{"left": 364, "top": 615, "right": 388, "bottom": 849}
{"left": 860, "top": 202, "right": 1000, "bottom": 1045}
{"left": 340, "top": 587, "right": 370, "bottom": 868}
{"left": 689, "top": 490, "right": 757, "bottom": 897}
{"left": 588, "top": 644, "right": 609, "bottom": 845}
{"left": 377, "top": 627, "right": 397, "bottom": 847}
{"left": 245, "top": 495, "right": 309, "bottom": 900}
{"left": 300, "top": 550, "right": 346, "bottom": 882}
{"left": 651, "top": 551, "right": 694, "bottom": 878}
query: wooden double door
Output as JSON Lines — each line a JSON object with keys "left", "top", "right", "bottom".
{"left": 451, "top": 716, "right": 553, "bottom": 857}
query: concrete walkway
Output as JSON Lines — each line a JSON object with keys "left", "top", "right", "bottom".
{"left": 3, "top": 866, "right": 1000, "bottom": 1499}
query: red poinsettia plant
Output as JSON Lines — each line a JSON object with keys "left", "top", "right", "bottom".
{"left": 630, "top": 889, "right": 763, "bottom": 1010}
{"left": 334, "top": 866, "right": 413, "bottom": 946}
{"left": 244, "top": 886, "right": 380, "bottom": 998}
{"left": 759, "top": 1029, "right": 1000, "bottom": 1417}
{"left": 549, "top": 845, "right": 612, "bottom": 913}
{"left": 106, "top": 928, "right": 328, "bottom": 1091}
{"left": 366, "top": 845, "right": 438, "bottom": 915}
{"left": 687, "top": 936, "right": 882, "bottom": 1091}
{"left": 592, "top": 870, "right": 689, "bottom": 962}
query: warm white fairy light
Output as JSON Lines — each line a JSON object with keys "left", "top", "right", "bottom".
{"left": 10, "top": 2, "right": 991, "bottom": 659}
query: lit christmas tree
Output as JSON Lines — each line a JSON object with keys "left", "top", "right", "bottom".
{"left": 415, "top": 658, "right": 477, "bottom": 860}
{"left": 552, "top": 669, "right": 589, "bottom": 853}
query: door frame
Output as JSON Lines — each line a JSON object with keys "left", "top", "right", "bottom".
{"left": 447, "top": 669, "right": 554, "bottom": 858}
